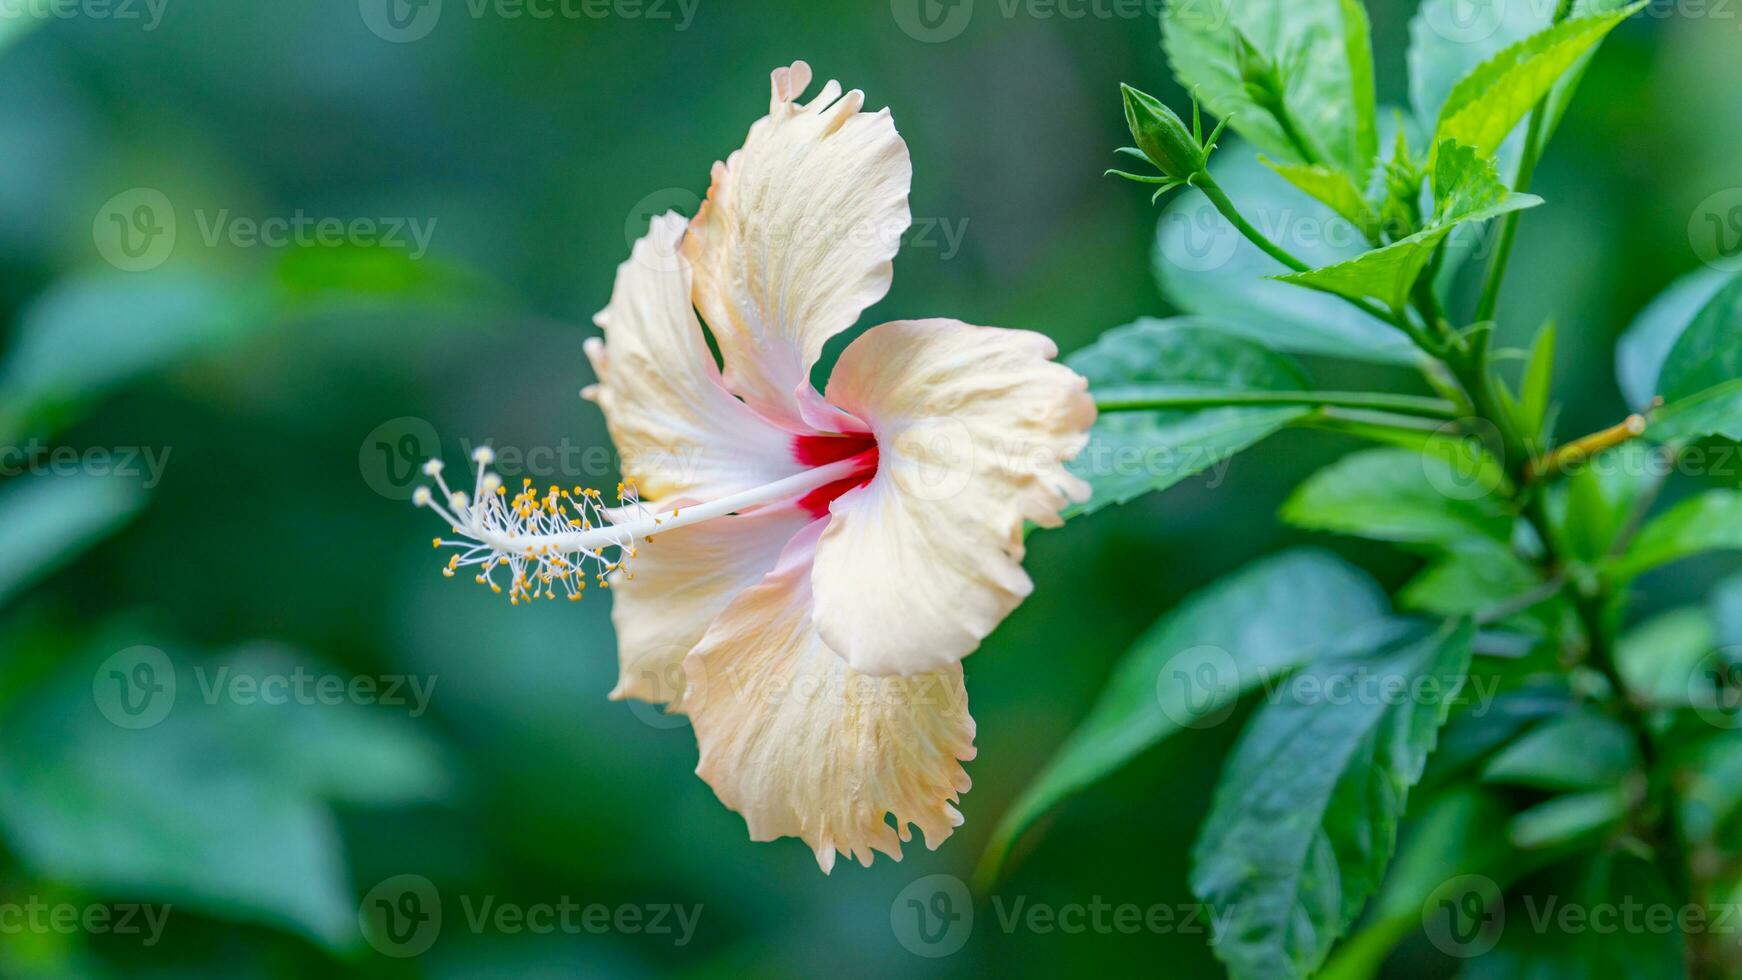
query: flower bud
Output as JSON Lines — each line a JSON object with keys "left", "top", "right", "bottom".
{"left": 1121, "top": 83, "right": 1208, "bottom": 181}
{"left": 1234, "top": 33, "right": 1287, "bottom": 115}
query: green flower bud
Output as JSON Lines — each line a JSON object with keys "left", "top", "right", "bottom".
{"left": 1120, "top": 83, "right": 1209, "bottom": 182}
{"left": 1233, "top": 33, "right": 1287, "bottom": 115}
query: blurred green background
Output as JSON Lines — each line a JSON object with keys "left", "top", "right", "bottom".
{"left": 0, "top": 0, "right": 1735, "bottom": 975}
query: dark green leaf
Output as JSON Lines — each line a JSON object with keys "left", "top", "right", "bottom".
{"left": 1610, "top": 490, "right": 1742, "bottom": 580}
{"left": 1191, "top": 618, "right": 1475, "bottom": 980}
{"left": 1482, "top": 711, "right": 1639, "bottom": 791}
{"left": 1617, "top": 607, "right": 1717, "bottom": 710}
{"left": 1066, "top": 318, "right": 1310, "bottom": 518}
{"left": 978, "top": 549, "right": 1387, "bottom": 883}
{"left": 1508, "top": 788, "right": 1628, "bottom": 851}
{"left": 0, "top": 473, "right": 146, "bottom": 608}
{"left": 1649, "top": 273, "right": 1742, "bottom": 441}
{"left": 1616, "top": 267, "right": 1733, "bottom": 410}
{"left": 1282, "top": 448, "right": 1512, "bottom": 547}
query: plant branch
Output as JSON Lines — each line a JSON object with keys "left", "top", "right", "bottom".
{"left": 1094, "top": 389, "right": 1460, "bottom": 419}
{"left": 1525, "top": 414, "right": 1648, "bottom": 483}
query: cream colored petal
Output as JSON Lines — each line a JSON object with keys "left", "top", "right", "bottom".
{"left": 684, "top": 521, "right": 975, "bottom": 872}
{"left": 607, "top": 504, "right": 812, "bottom": 710}
{"left": 811, "top": 319, "right": 1096, "bottom": 677}
{"left": 682, "top": 60, "right": 912, "bottom": 433}
{"left": 589, "top": 211, "right": 803, "bottom": 501}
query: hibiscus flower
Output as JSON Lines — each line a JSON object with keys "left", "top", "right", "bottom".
{"left": 416, "top": 61, "right": 1096, "bottom": 871}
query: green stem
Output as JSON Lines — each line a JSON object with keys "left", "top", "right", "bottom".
{"left": 1094, "top": 389, "right": 1459, "bottom": 419}
{"left": 1193, "top": 171, "right": 1442, "bottom": 350}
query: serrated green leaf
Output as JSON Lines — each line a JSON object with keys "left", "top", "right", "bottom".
{"left": 1283, "top": 448, "right": 1512, "bottom": 547}
{"left": 1274, "top": 192, "right": 1540, "bottom": 311}
{"left": 1319, "top": 787, "right": 1513, "bottom": 980}
{"left": 1409, "top": 0, "right": 1631, "bottom": 176}
{"left": 1482, "top": 711, "right": 1639, "bottom": 790}
{"left": 0, "top": 473, "right": 147, "bottom": 608}
{"left": 1065, "top": 318, "right": 1310, "bottom": 518}
{"left": 1432, "top": 4, "right": 1641, "bottom": 164}
{"left": 1610, "top": 490, "right": 1742, "bottom": 580}
{"left": 1162, "top": 0, "right": 1377, "bottom": 180}
{"left": 1155, "top": 151, "right": 1422, "bottom": 364}
{"left": 978, "top": 549, "right": 1387, "bottom": 884}
{"left": 1191, "top": 618, "right": 1475, "bottom": 980}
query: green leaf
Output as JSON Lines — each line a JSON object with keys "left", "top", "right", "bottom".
{"left": 1610, "top": 490, "right": 1742, "bottom": 580}
{"left": 1191, "top": 618, "right": 1475, "bottom": 980}
{"left": 1161, "top": 0, "right": 1377, "bottom": 179}
{"left": 1409, "top": 0, "right": 1632, "bottom": 175}
{"left": 1617, "top": 607, "right": 1717, "bottom": 710}
{"left": 1425, "top": 683, "right": 1574, "bottom": 792}
{"left": 1274, "top": 190, "right": 1539, "bottom": 311}
{"left": 1431, "top": 4, "right": 1642, "bottom": 164}
{"left": 1064, "top": 318, "right": 1310, "bottom": 518}
{"left": 0, "top": 273, "right": 264, "bottom": 442}
{"left": 1677, "top": 730, "right": 1742, "bottom": 843}
{"left": 979, "top": 549, "right": 1387, "bottom": 884}
{"left": 1482, "top": 711, "right": 1639, "bottom": 791}
{"left": 1154, "top": 150, "right": 1421, "bottom": 364}
{"left": 1656, "top": 271, "right": 1742, "bottom": 405}
{"left": 1282, "top": 448, "right": 1512, "bottom": 547}
{"left": 1518, "top": 320, "right": 1558, "bottom": 439}
{"left": 1261, "top": 158, "right": 1379, "bottom": 238}
{"left": 1508, "top": 788, "right": 1628, "bottom": 851}
{"left": 1319, "top": 787, "right": 1512, "bottom": 980}
{"left": 1616, "top": 268, "right": 1733, "bottom": 410}
{"left": 1649, "top": 378, "right": 1742, "bottom": 444}
{"left": 1542, "top": 442, "right": 1661, "bottom": 561}
{"left": 1400, "top": 541, "right": 1547, "bottom": 630}
{"left": 1466, "top": 852, "right": 1686, "bottom": 979}
{"left": 0, "top": 474, "right": 147, "bottom": 608}
{"left": 0, "top": 645, "right": 364, "bottom": 950}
